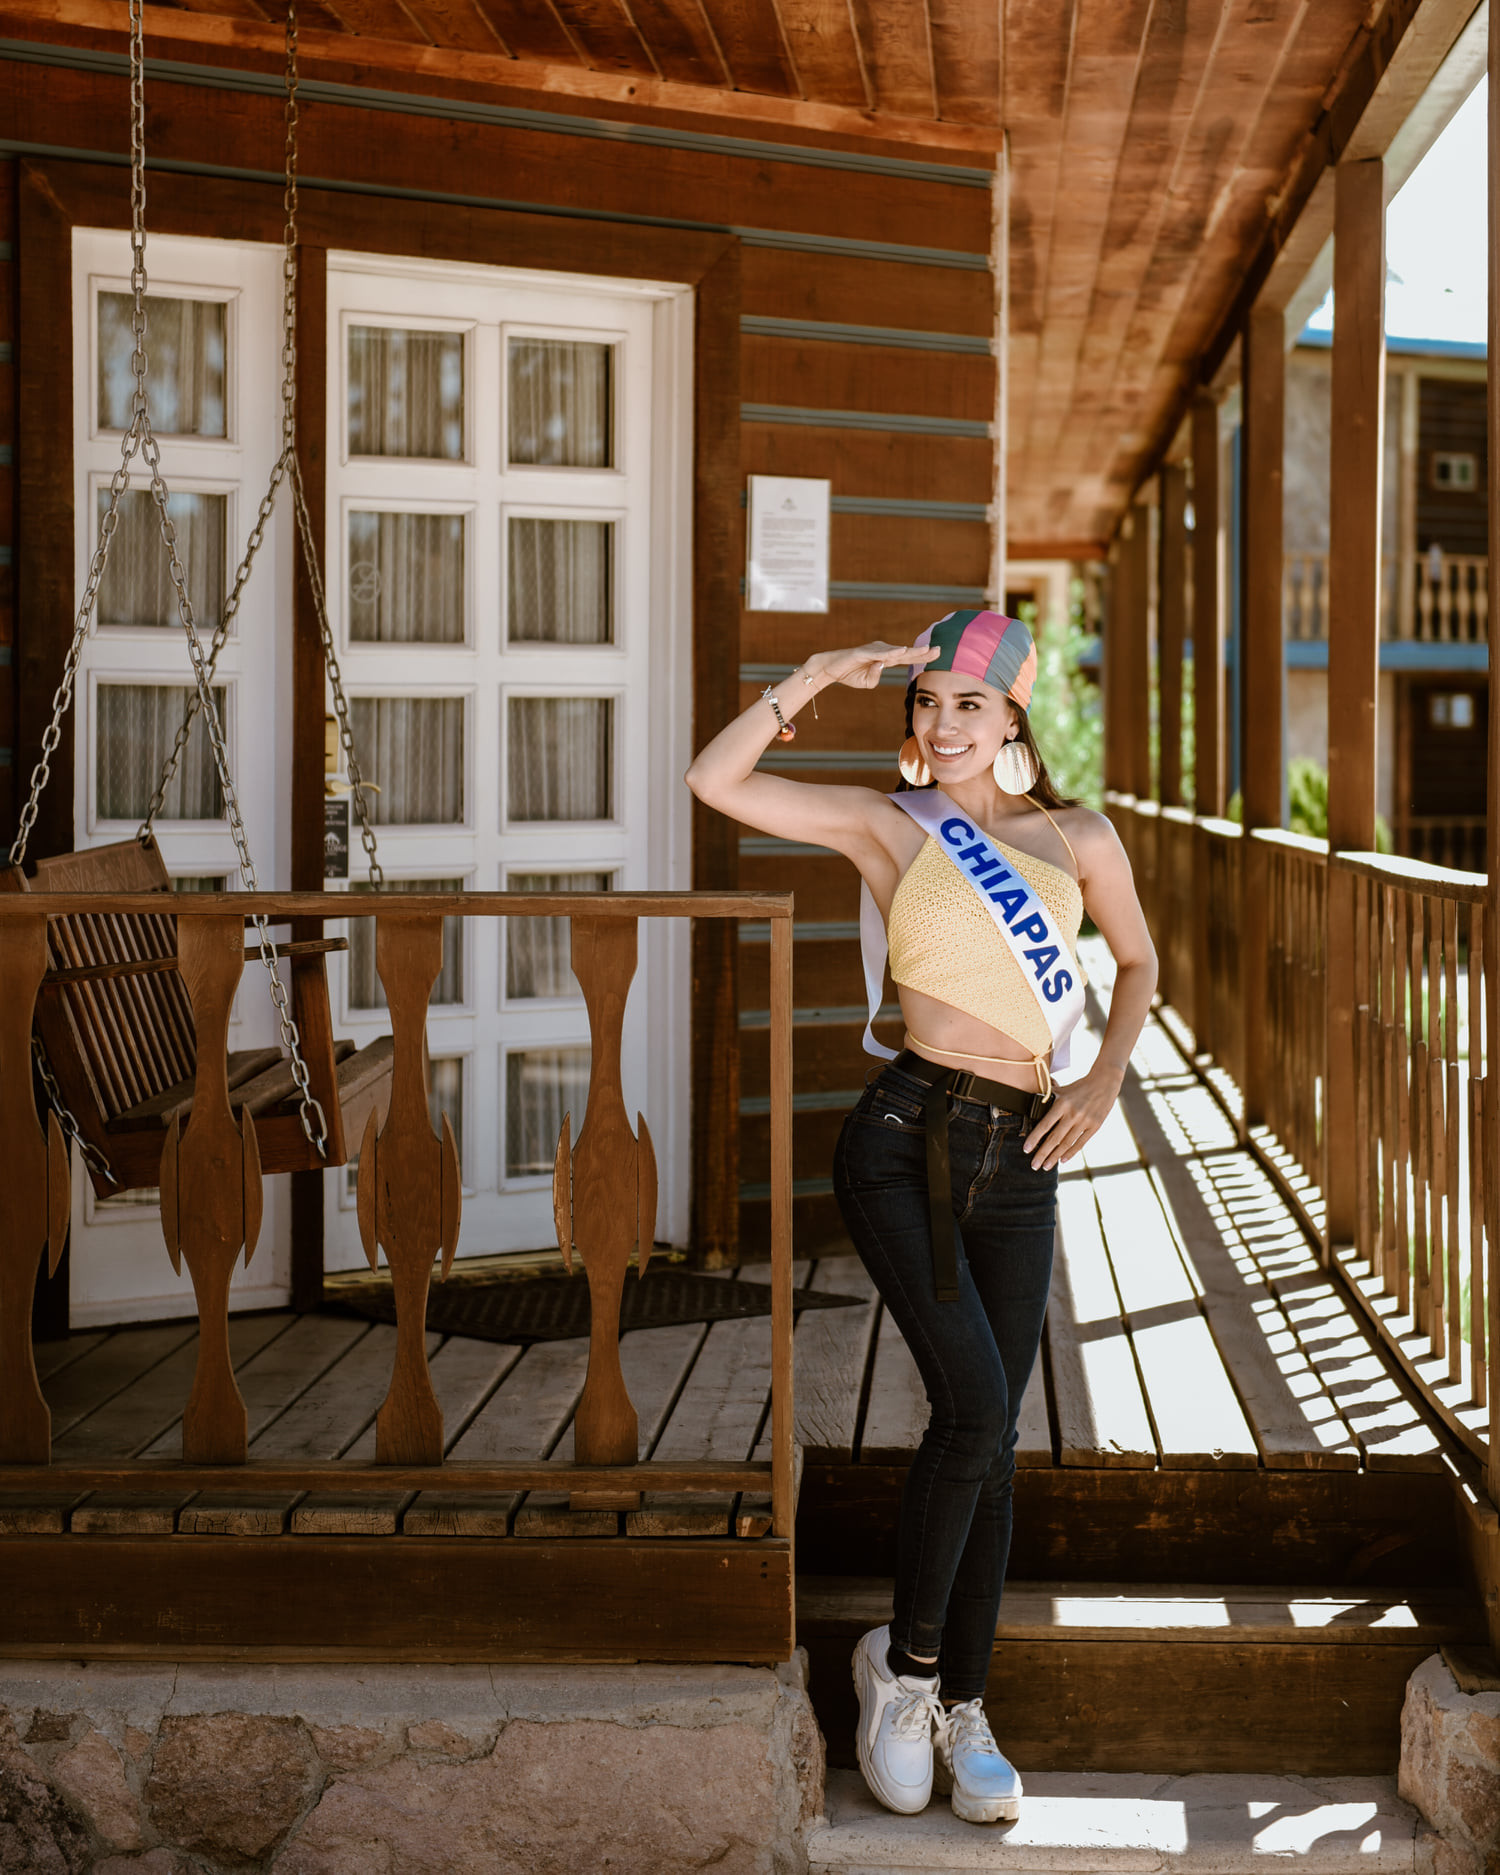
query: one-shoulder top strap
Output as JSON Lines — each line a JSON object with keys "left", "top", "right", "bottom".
{"left": 1030, "top": 799, "right": 1080, "bottom": 880}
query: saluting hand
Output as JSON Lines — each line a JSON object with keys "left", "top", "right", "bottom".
{"left": 806, "top": 641, "right": 941, "bottom": 691}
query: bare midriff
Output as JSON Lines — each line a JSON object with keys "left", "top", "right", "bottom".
{"left": 897, "top": 986, "right": 1053, "bottom": 1098}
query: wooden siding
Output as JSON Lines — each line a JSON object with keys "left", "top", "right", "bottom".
{"left": 1, "top": 67, "right": 995, "bottom": 1265}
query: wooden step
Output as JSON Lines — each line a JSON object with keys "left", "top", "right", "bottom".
{"left": 809, "top": 1768, "right": 1419, "bottom": 1873}
{"left": 799, "top": 1576, "right": 1483, "bottom": 1776}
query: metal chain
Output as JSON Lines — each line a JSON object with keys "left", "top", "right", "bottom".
{"left": 32, "top": 1038, "right": 115, "bottom": 1184}
{"left": 140, "top": 0, "right": 383, "bottom": 902}
{"left": 18, "top": 0, "right": 328, "bottom": 1154}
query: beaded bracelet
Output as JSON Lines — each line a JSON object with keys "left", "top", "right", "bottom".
{"left": 761, "top": 685, "right": 796, "bottom": 743}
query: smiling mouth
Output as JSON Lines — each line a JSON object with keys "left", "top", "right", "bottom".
{"left": 928, "top": 742, "right": 973, "bottom": 759}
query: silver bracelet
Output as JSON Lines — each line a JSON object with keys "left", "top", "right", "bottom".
{"left": 761, "top": 685, "right": 796, "bottom": 743}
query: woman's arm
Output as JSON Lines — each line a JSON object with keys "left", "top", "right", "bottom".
{"left": 685, "top": 639, "right": 936, "bottom": 862}
{"left": 1023, "top": 812, "right": 1158, "bottom": 1171}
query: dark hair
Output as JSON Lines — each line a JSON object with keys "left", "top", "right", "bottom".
{"left": 898, "top": 679, "right": 1080, "bottom": 811}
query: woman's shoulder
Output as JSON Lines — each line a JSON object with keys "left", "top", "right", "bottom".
{"left": 1045, "top": 803, "right": 1124, "bottom": 864}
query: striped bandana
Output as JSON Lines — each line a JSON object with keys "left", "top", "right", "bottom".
{"left": 909, "top": 609, "right": 1038, "bottom": 712}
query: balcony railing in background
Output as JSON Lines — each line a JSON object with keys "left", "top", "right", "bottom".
{"left": 1110, "top": 794, "right": 1494, "bottom": 1483}
{"left": 1283, "top": 551, "right": 1489, "bottom": 647}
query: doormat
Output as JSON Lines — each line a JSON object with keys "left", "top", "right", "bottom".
{"left": 324, "top": 1268, "right": 866, "bottom": 1345}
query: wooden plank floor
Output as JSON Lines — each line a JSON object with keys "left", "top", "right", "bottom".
{"left": 16, "top": 970, "right": 1446, "bottom": 1542}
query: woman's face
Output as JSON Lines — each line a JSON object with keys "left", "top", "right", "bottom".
{"left": 911, "top": 670, "right": 1018, "bottom": 780}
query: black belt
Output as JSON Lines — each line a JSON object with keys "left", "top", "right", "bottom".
{"left": 889, "top": 1049, "right": 1052, "bottom": 1304}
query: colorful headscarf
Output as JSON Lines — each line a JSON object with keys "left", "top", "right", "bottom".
{"left": 909, "top": 609, "right": 1037, "bottom": 712}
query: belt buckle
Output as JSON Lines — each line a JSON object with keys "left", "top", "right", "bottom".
{"left": 951, "top": 1070, "right": 976, "bottom": 1102}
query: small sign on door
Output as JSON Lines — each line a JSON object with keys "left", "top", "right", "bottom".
{"left": 746, "top": 475, "right": 831, "bottom": 613}
{"left": 324, "top": 797, "right": 350, "bottom": 880}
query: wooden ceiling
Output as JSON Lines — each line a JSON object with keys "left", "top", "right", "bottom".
{"left": 0, "top": 0, "right": 1482, "bottom": 550}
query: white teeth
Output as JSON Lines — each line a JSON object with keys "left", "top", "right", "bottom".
{"left": 932, "top": 744, "right": 971, "bottom": 756}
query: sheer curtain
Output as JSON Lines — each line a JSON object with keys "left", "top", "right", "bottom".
{"left": 98, "top": 489, "right": 227, "bottom": 631}
{"left": 348, "top": 327, "right": 464, "bottom": 460}
{"left": 98, "top": 293, "right": 226, "bottom": 437}
{"left": 348, "top": 877, "right": 464, "bottom": 1008}
{"left": 96, "top": 683, "right": 225, "bottom": 821}
{"left": 348, "top": 511, "right": 466, "bottom": 645}
{"left": 506, "top": 1046, "right": 590, "bottom": 1179}
{"left": 508, "top": 518, "right": 612, "bottom": 645}
{"left": 351, "top": 697, "right": 465, "bottom": 825}
{"left": 507, "top": 697, "right": 612, "bottom": 822}
{"left": 508, "top": 339, "right": 611, "bottom": 467}
{"left": 505, "top": 870, "right": 612, "bottom": 999}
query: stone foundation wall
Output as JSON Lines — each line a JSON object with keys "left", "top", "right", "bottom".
{"left": 1401, "top": 1652, "right": 1500, "bottom": 1875}
{"left": 0, "top": 1653, "right": 825, "bottom": 1874}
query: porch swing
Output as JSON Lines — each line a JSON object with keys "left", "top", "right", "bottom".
{"left": 2, "top": 0, "right": 395, "bottom": 1198}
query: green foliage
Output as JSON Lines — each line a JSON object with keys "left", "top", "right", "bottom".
{"left": 1022, "top": 581, "right": 1104, "bottom": 808}
{"left": 1225, "top": 757, "right": 1393, "bottom": 852}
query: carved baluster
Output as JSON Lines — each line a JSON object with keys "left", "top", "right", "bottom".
{"left": 0, "top": 913, "right": 69, "bottom": 1462}
{"left": 356, "top": 914, "right": 460, "bottom": 1464}
{"left": 160, "top": 916, "right": 261, "bottom": 1464}
{"left": 552, "top": 917, "right": 656, "bottom": 1512}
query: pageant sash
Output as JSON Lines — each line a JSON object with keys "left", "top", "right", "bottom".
{"left": 860, "top": 789, "right": 1086, "bottom": 1070}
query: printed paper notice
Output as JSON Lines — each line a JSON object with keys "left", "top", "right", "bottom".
{"left": 747, "top": 475, "right": 830, "bottom": 612}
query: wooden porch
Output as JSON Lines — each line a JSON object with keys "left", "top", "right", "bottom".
{"left": 2, "top": 955, "right": 1478, "bottom": 1775}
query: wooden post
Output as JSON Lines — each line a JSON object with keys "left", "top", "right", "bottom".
{"left": 1326, "top": 158, "right": 1386, "bottom": 1251}
{"left": 768, "top": 912, "right": 794, "bottom": 1540}
{"left": 1127, "top": 501, "right": 1155, "bottom": 803}
{"left": 1238, "top": 305, "right": 1286, "bottom": 1130}
{"left": 1191, "top": 391, "right": 1227, "bottom": 1055}
{"left": 1158, "top": 466, "right": 1189, "bottom": 809}
{"left": 1485, "top": 3, "right": 1500, "bottom": 1521}
{"left": 1104, "top": 539, "right": 1128, "bottom": 795}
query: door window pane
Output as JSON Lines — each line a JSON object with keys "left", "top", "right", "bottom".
{"left": 508, "top": 338, "right": 612, "bottom": 467}
{"left": 98, "top": 293, "right": 227, "bottom": 437}
{"left": 506, "top": 1046, "right": 589, "bottom": 1180}
{"left": 97, "top": 488, "right": 227, "bottom": 631}
{"left": 508, "top": 518, "right": 613, "bottom": 645}
{"left": 348, "top": 1054, "right": 464, "bottom": 1196}
{"left": 350, "top": 697, "right": 465, "bottom": 825}
{"left": 96, "top": 683, "right": 226, "bottom": 821}
{"left": 348, "top": 326, "right": 464, "bottom": 460}
{"left": 505, "top": 872, "right": 613, "bottom": 1000}
{"left": 349, "top": 512, "right": 466, "bottom": 645}
{"left": 347, "top": 879, "right": 465, "bottom": 1009}
{"left": 506, "top": 696, "right": 613, "bottom": 822}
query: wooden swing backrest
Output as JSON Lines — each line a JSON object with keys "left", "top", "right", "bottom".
{"left": 16, "top": 838, "right": 194, "bottom": 1124}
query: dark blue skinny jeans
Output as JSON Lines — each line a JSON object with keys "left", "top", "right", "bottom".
{"left": 832, "top": 1062, "right": 1057, "bottom": 1701}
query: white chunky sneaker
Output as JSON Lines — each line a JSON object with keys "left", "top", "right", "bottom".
{"left": 851, "top": 1626, "right": 943, "bottom": 1815}
{"left": 933, "top": 1697, "right": 1023, "bottom": 1823}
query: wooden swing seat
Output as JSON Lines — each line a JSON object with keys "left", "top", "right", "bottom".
{"left": 1, "top": 836, "right": 393, "bottom": 1197}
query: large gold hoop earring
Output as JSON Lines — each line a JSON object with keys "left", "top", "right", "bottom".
{"left": 993, "top": 738, "right": 1038, "bottom": 795}
{"left": 898, "top": 737, "right": 932, "bottom": 788}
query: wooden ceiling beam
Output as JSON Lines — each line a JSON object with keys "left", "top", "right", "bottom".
{"left": 470, "top": 0, "right": 583, "bottom": 62}
{"left": 1000, "top": 0, "right": 1077, "bottom": 527}
{"left": 695, "top": 0, "right": 801, "bottom": 96}
{"left": 768, "top": 0, "right": 870, "bottom": 107}
{"left": 613, "top": 0, "right": 727, "bottom": 87}
{"left": 1199, "top": 0, "right": 1484, "bottom": 378}
{"left": 927, "top": 0, "right": 1000, "bottom": 127}
{"left": 1009, "top": 0, "right": 1152, "bottom": 524}
{"left": 0, "top": 0, "right": 1008, "bottom": 148}
{"left": 847, "top": 0, "right": 937, "bottom": 118}
{"left": 549, "top": 0, "right": 661, "bottom": 76}
{"left": 397, "top": 0, "right": 510, "bottom": 55}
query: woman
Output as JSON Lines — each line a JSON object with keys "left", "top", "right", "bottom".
{"left": 686, "top": 609, "right": 1156, "bottom": 1826}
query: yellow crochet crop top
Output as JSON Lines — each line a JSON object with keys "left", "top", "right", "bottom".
{"left": 887, "top": 817, "right": 1086, "bottom": 1061}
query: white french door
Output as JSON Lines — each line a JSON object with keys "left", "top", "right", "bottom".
{"left": 68, "top": 229, "right": 293, "bottom": 1324}
{"left": 321, "top": 254, "right": 694, "bottom": 1269}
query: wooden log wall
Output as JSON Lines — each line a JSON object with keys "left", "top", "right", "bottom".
{"left": 0, "top": 51, "right": 998, "bottom": 1268}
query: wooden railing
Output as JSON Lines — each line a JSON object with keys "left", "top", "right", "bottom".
{"left": 1394, "top": 816, "right": 1489, "bottom": 875}
{"left": 1261, "top": 830, "right": 1327, "bottom": 1183}
{"left": 1282, "top": 550, "right": 1488, "bottom": 644}
{"left": 0, "top": 890, "right": 796, "bottom": 1539}
{"left": 1340, "top": 851, "right": 1490, "bottom": 1456}
{"left": 1113, "top": 797, "right": 1496, "bottom": 1481}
